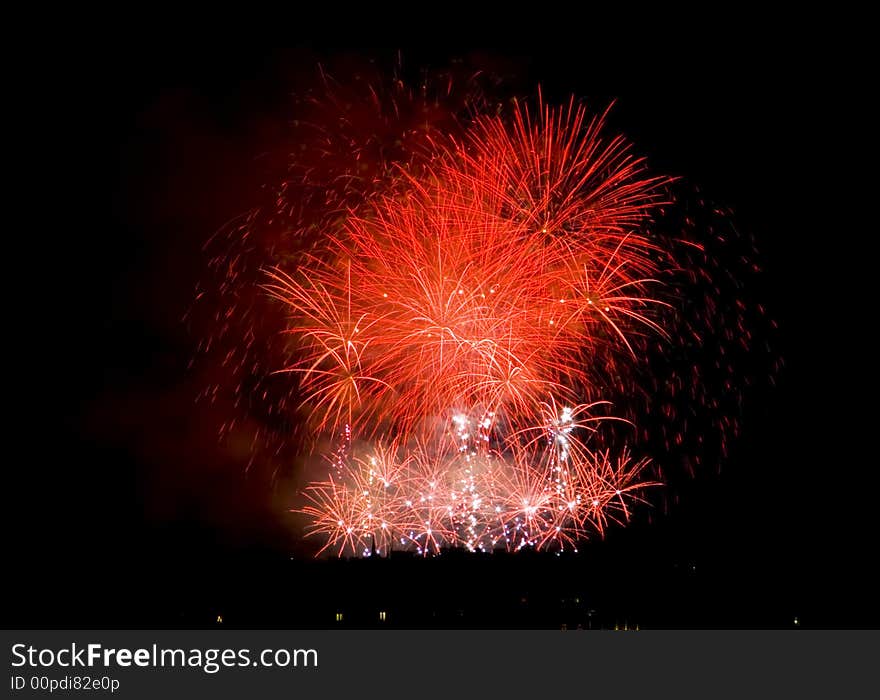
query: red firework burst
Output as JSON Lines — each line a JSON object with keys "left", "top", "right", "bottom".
{"left": 260, "top": 92, "right": 672, "bottom": 555}
{"left": 191, "top": 68, "right": 774, "bottom": 557}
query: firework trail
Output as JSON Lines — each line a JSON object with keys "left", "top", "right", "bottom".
{"left": 190, "top": 65, "right": 776, "bottom": 556}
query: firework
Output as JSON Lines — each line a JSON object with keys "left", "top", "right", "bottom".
{"left": 191, "top": 68, "right": 774, "bottom": 556}
{"left": 258, "top": 91, "right": 672, "bottom": 556}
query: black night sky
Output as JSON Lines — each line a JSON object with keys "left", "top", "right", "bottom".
{"left": 8, "top": 43, "right": 877, "bottom": 629}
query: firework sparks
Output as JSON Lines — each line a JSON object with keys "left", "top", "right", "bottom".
{"left": 191, "top": 68, "right": 772, "bottom": 557}
{"left": 263, "top": 94, "right": 670, "bottom": 555}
